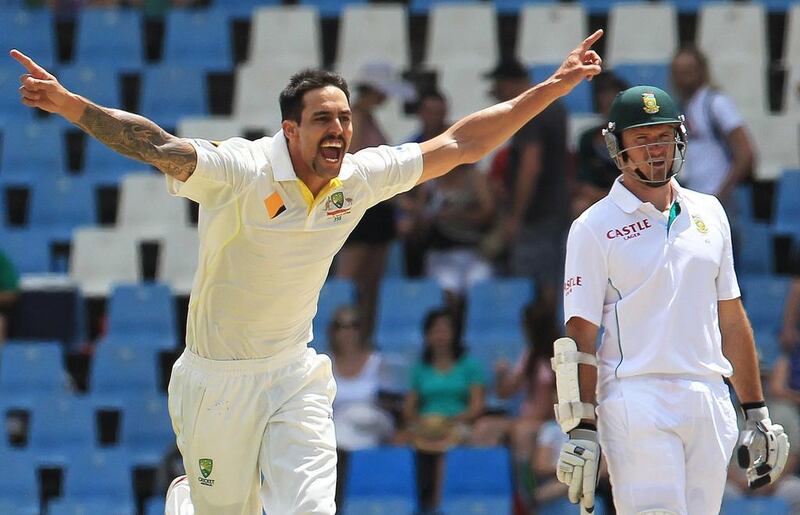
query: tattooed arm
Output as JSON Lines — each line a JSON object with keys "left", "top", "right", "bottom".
{"left": 11, "top": 49, "right": 196, "bottom": 181}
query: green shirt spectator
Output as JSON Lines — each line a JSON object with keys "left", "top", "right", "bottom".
{"left": 411, "top": 355, "right": 485, "bottom": 417}
{"left": 0, "top": 251, "right": 20, "bottom": 293}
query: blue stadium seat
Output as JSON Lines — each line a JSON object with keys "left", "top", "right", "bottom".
{"left": 219, "top": 0, "right": 281, "bottom": 19}
{"left": 343, "top": 498, "right": 416, "bottom": 515}
{"left": 736, "top": 222, "right": 774, "bottom": 276}
{"left": 0, "top": 449, "right": 38, "bottom": 508}
{"left": 106, "top": 283, "right": 177, "bottom": 349}
{"left": 384, "top": 240, "right": 405, "bottom": 278}
{"left": 410, "top": 0, "right": 478, "bottom": 15}
{"left": 613, "top": 63, "right": 671, "bottom": 93}
{"left": 61, "top": 449, "right": 135, "bottom": 507}
{"left": 531, "top": 65, "right": 592, "bottom": 113}
{"left": 0, "top": 8, "right": 56, "bottom": 69}
{"left": 721, "top": 497, "right": 790, "bottom": 514}
{"left": 464, "top": 278, "right": 534, "bottom": 342}
{"left": 58, "top": 65, "right": 123, "bottom": 111}
{"left": 539, "top": 497, "right": 608, "bottom": 514}
{"left": 83, "top": 137, "right": 145, "bottom": 180}
{"left": 90, "top": 343, "right": 161, "bottom": 398}
{"left": 0, "top": 227, "right": 53, "bottom": 274}
{"left": 29, "top": 396, "right": 97, "bottom": 465}
{"left": 312, "top": 278, "right": 356, "bottom": 353}
{"left": 300, "top": 0, "right": 366, "bottom": 17}
{"left": 163, "top": 9, "right": 232, "bottom": 72}
{"left": 579, "top": 0, "right": 643, "bottom": 15}
{"left": 740, "top": 276, "right": 791, "bottom": 332}
{"left": 773, "top": 170, "right": 800, "bottom": 238}
{"left": 441, "top": 497, "right": 513, "bottom": 515}
{"left": 29, "top": 176, "right": 96, "bottom": 239}
{"left": 144, "top": 497, "right": 165, "bottom": 515}
{"left": 345, "top": 447, "right": 416, "bottom": 511}
{"left": 0, "top": 341, "right": 67, "bottom": 396}
{"left": 0, "top": 499, "right": 38, "bottom": 515}
{"left": 733, "top": 184, "right": 754, "bottom": 223}
{"left": 140, "top": 65, "right": 208, "bottom": 128}
{"left": 120, "top": 395, "right": 174, "bottom": 466}
{"left": 0, "top": 63, "right": 36, "bottom": 121}
{"left": 74, "top": 8, "right": 143, "bottom": 71}
{"left": 0, "top": 121, "right": 66, "bottom": 177}
{"left": 494, "top": 0, "right": 556, "bottom": 14}
{"left": 376, "top": 278, "right": 443, "bottom": 349}
{"left": 48, "top": 498, "right": 135, "bottom": 515}
{"left": 442, "top": 447, "right": 512, "bottom": 500}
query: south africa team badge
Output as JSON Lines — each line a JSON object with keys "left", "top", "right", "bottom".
{"left": 642, "top": 92, "right": 660, "bottom": 114}
{"left": 692, "top": 215, "right": 709, "bottom": 234}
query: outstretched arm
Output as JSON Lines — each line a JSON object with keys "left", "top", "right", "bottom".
{"left": 417, "top": 30, "right": 603, "bottom": 184}
{"left": 11, "top": 49, "right": 196, "bottom": 182}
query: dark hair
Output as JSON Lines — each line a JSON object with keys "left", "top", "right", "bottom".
{"left": 279, "top": 69, "right": 350, "bottom": 123}
{"left": 673, "top": 45, "right": 710, "bottom": 79}
{"left": 418, "top": 89, "right": 447, "bottom": 105}
{"left": 421, "top": 308, "right": 465, "bottom": 363}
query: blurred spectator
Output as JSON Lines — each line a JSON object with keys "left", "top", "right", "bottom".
{"left": 408, "top": 90, "right": 449, "bottom": 144}
{"left": 406, "top": 163, "right": 495, "bottom": 325}
{"left": 769, "top": 345, "right": 800, "bottom": 405}
{"left": 485, "top": 58, "right": 569, "bottom": 309}
{"left": 671, "top": 46, "right": 756, "bottom": 206}
{"left": 328, "top": 305, "right": 395, "bottom": 511}
{"left": 337, "top": 62, "right": 411, "bottom": 343}
{"left": 400, "top": 308, "right": 486, "bottom": 513}
{"left": 0, "top": 249, "right": 20, "bottom": 345}
{"left": 572, "top": 72, "right": 629, "bottom": 218}
{"left": 779, "top": 278, "right": 800, "bottom": 352}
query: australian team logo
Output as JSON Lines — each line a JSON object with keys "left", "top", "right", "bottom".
{"left": 324, "top": 191, "right": 353, "bottom": 221}
{"left": 198, "top": 458, "right": 215, "bottom": 487}
{"left": 692, "top": 215, "right": 709, "bottom": 234}
{"left": 642, "top": 92, "right": 660, "bottom": 114}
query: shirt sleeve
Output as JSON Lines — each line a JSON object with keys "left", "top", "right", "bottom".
{"left": 563, "top": 219, "right": 608, "bottom": 327}
{"left": 165, "top": 137, "right": 261, "bottom": 208}
{"left": 711, "top": 94, "right": 745, "bottom": 135}
{"left": 715, "top": 200, "right": 741, "bottom": 300}
{"left": 351, "top": 143, "right": 424, "bottom": 206}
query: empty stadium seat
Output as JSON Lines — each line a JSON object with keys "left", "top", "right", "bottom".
{"left": 442, "top": 447, "right": 512, "bottom": 505}
{"left": 29, "top": 176, "right": 96, "bottom": 239}
{"left": 343, "top": 498, "right": 415, "bottom": 515}
{"left": 441, "top": 497, "right": 512, "bottom": 515}
{"left": 58, "top": 65, "right": 123, "bottom": 111}
{"left": 70, "top": 227, "right": 140, "bottom": 297}
{"left": 699, "top": 3, "right": 767, "bottom": 67}
{"left": 140, "top": 65, "right": 208, "bottom": 128}
{"left": 436, "top": 66, "right": 493, "bottom": 121}
{"left": 773, "top": 169, "right": 800, "bottom": 237}
{"left": 740, "top": 276, "right": 790, "bottom": 367}
{"left": 47, "top": 498, "right": 135, "bottom": 515}
{"left": 425, "top": 3, "right": 498, "bottom": 71}
{"left": 517, "top": 4, "right": 587, "bottom": 66}
{"left": 0, "top": 499, "right": 38, "bottom": 515}
{"left": 1, "top": 121, "right": 66, "bottom": 177}
{"left": 106, "top": 283, "right": 177, "bottom": 349}
{"left": 249, "top": 5, "right": 320, "bottom": 69}
{"left": 0, "top": 449, "right": 38, "bottom": 510}
{"left": 336, "top": 4, "right": 409, "bottom": 80}
{"left": 782, "top": 64, "right": 800, "bottom": 114}
{"left": 0, "top": 8, "right": 56, "bottom": 69}
{"left": 90, "top": 343, "right": 161, "bottom": 397}
{"left": 0, "top": 341, "right": 67, "bottom": 396}
{"left": 157, "top": 226, "right": 200, "bottom": 296}
{"left": 117, "top": 173, "right": 190, "bottom": 238}
{"left": 233, "top": 62, "right": 294, "bottom": 130}
{"left": 219, "top": 0, "right": 280, "bottom": 19}
{"left": 735, "top": 222, "right": 774, "bottom": 276}
{"left": 606, "top": 3, "right": 677, "bottom": 66}
{"left": 0, "top": 227, "right": 53, "bottom": 274}
{"left": 705, "top": 62, "right": 769, "bottom": 118}
{"left": 0, "top": 63, "right": 36, "bottom": 121}
{"left": 721, "top": 497, "right": 790, "bottom": 514}
{"left": 312, "top": 278, "right": 356, "bottom": 353}
{"left": 345, "top": 447, "right": 416, "bottom": 508}
{"left": 376, "top": 278, "right": 443, "bottom": 348}
{"left": 120, "top": 395, "right": 173, "bottom": 466}
{"left": 749, "top": 116, "right": 799, "bottom": 181}
{"left": 613, "top": 63, "right": 671, "bottom": 92}
{"left": 464, "top": 278, "right": 534, "bottom": 340}
{"left": 301, "top": 0, "right": 366, "bottom": 18}
{"left": 74, "top": 8, "right": 143, "bottom": 71}
{"left": 786, "top": 4, "right": 800, "bottom": 65}
{"left": 580, "top": 0, "right": 640, "bottom": 15}
{"left": 144, "top": 497, "right": 165, "bottom": 515}
{"left": 163, "top": 8, "right": 232, "bottom": 72}
{"left": 29, "top": 396, "right": 97, "bottom": 464}
{"left": 531, "top": 64, "right": 592, "bottom": 113}
{"left": 61, "top": 449, "right": 135, "bottom": 507}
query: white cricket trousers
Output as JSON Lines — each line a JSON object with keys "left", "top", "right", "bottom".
{"left": 167, "top": 344, "right": 338, "bottom": 515}
{"left": 597, "top": 375, "right": 739, "bottom": 515}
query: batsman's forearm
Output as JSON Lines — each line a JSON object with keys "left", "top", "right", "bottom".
{"left": 448, "top": 79, "right": 565, "bottom": 163}
{"left": 72, "top": 100, "right": 196, "bottom": 181}
{"left": 722, "top": 316, "right": 765, "bottom": 404}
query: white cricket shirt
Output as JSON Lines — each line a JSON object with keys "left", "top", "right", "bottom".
{"left": 563, "top": 178, "right": 739, "bottom": 389}
{"left": 166, "top": 131, "right": 423, "bottom": 359}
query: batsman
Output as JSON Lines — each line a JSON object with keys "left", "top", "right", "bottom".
{"left": 554, "top": 85, "right": 789, "bottom": 514}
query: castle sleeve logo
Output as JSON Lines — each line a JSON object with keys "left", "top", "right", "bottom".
{"left": 642, "top": 92, "right": 660, "bottom": 114}
{"left": 198, "top": 458, "right": 215, "bottom": 486}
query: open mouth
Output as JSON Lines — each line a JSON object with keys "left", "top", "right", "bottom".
{"left": 319, "top": 139, "right": 343, "bottom": 163}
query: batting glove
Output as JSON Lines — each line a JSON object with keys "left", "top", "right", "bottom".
{"left": 556, "top": 426, "right": 600, "bottom": 513}
{"left": 736, "top": 404, "right": 790, "bottom": 489}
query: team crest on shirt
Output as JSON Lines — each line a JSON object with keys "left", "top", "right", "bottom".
{"left": 324, "top": 191, "right": 353, "bottom": 221}
{"left": 692, "top": 215, "right": 709, "bottom": 234}
{"left": 198, "top": 458, "right": 215, "bottom": 486}
{"left": 642, "top": 93, "right": 660, "bottom": 114}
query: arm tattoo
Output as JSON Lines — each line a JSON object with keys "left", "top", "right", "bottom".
{"left": 77, "top": 103, "right": 196, "bottom": 181}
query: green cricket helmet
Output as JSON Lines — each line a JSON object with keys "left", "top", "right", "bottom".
{"left": 602, "top": 85, "right": 688, "bottom": 187}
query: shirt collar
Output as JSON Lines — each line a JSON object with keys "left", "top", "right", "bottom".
{"left": 269, "top": 129, "right": 356, "bottom": 183}
{"left": 610, "top": 177, "right": 684, "bottom": 214}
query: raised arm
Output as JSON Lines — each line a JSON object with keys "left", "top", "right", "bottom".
{"left": 417, "top": 30, "right": 603, "bottom": 183}
{"left": 11, "top": 49, "right": 196, "bottom": 182}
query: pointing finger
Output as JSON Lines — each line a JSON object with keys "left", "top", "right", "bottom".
{"left": 580, "top": 30, "right": 604, "bottom": 52}
{"left": 9, "top": 49, "right": 50, "bottom": 79}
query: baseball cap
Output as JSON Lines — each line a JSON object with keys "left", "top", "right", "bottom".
{"left": 484, "top": 58, "right": 530, "bottom": 80}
